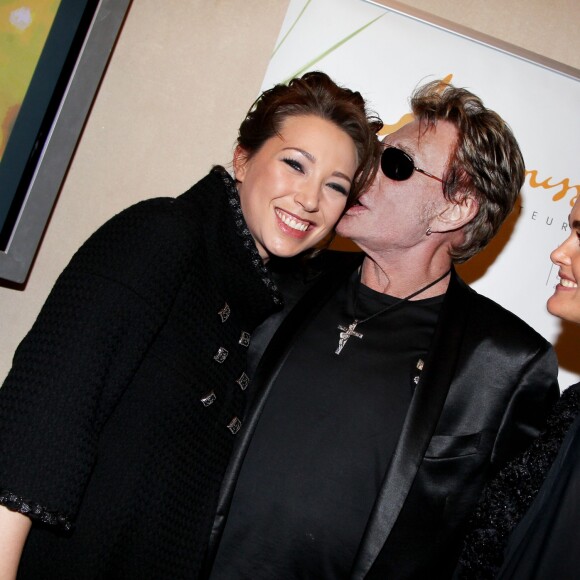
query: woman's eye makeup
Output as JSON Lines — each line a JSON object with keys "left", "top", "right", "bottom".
{"left": 327, "top": 182, "right": 349, "bottom": 196}
{"left": 281, "top": 156, "right": 349, "bottom": 195}
{"left": 282, "top": 157, "right": 304, "bottom": 172}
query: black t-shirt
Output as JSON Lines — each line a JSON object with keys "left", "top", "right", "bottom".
{"left": 210, "top": 273, "right": 443, "bottom": 579}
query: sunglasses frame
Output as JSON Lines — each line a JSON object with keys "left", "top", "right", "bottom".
{"left": 381, "top": 146, "right": 445, "bottom": 185}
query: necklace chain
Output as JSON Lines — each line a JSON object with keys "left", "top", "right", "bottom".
{"left": 334, "top": 268, "right": 451, "bottom": 355}
{"left": 352, "top": 267, "right": 451, "bottom": 325}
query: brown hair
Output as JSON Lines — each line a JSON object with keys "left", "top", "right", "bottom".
{"left": 411, "top": 80, "right": 525, "bottom": 262}
{"left": 237, "top": 71, "right": 383, "bottom": 207}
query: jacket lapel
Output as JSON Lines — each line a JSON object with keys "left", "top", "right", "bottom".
{"left": 203, "top": 252, "right": 363, "bottom": 575}
{"left": 350, "top": 269, "right": 472, "bottom": 579}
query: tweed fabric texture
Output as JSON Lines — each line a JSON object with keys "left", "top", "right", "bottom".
{"left": 457, "top": 384, "right": 580, "bottom": 578}
{"left": 0, "top": 167, "right": 281, "bottom": 579}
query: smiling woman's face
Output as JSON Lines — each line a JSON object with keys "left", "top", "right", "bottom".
{"left": 234, "top": 114, "right": 358, "bottom": 262}
{"left": 547, "top": 199, "right": 580, "bottom": 324}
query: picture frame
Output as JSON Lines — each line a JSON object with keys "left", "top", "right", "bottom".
{"left": 0, "top": 0, "right": 132, "bottom": 285}
{"left": 365, "top": 0, "right": 579, "bottom": 81}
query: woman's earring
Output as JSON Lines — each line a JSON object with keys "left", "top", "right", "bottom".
{"left": 426, "top": 226, "right": 432, "bottom": 236}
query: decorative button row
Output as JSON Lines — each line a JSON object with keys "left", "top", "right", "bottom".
{"left": 208, "top": 302, "right": 251, "bottom": 435}
{"left": 199, "top": 372, "right": 251, "bottom": 408}
{"left": 217, "top": 303, "right": 251, "bottom": 345}
{"left": 213, "top": 331, "right": 250, "bottom": 363}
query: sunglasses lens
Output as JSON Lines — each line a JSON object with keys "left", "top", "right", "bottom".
{"left": 381, "top": 147, "right": 414, "bottom": 181}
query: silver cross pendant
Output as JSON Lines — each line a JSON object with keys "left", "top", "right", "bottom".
{"left": 335, "top": 320, "right": 363, "bottom": 355}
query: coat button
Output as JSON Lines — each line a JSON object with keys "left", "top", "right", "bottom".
{"left": 213, "top": 347, "right": 229, "bottom": 363}
{"left": 236, "top": 372, "right": 250, "bottom": 390}
{"left": 200, "top": 391, "right": 217, "bottom": 406}
{"left": 227, "top": 417, "right": 242, "bottom": 434}
{"left": 218, "top": 303, "right": 231, "bottom": 323}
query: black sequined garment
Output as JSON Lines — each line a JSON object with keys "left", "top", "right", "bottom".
{"left": 457, "top": 384, "right": 580, "bottom": 579}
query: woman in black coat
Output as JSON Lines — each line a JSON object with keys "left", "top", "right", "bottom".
{"left": 457, "top": 196, "right": 580, "bottom": 579}
{"left": 0, "top": 72, "right": 382, "bottom": 579}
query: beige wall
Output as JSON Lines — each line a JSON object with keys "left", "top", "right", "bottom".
{"left": 388, "top": 0, "right": 580, "bottom": 70}
{"left": 1, "top": 0, "right": 578, "bottom": 381}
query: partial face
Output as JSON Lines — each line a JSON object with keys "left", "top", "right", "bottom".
{"left": 547, "top": 199, "right": 580, "bottom": 324}
{"left": 234, "top": 114, "right": 358, "bottom": 261}
{"left": 337, "top": 119, "right": 457, "bottom": 255}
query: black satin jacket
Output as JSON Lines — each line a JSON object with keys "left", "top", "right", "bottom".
{"left": 204, "top": 254, "right": 559, "bottom": 580}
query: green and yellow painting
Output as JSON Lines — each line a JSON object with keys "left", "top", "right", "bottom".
{"left": 0, "top": 0, "right": 61, "bottom": 161}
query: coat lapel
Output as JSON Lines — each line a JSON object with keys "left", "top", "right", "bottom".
{"left": 350, "top": 269, "right": 472, "bottom": 579}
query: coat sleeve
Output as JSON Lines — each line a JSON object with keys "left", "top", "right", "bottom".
{"left": 0, "top": 199, "right": 192, "bottom": 528}
{"left": 490, "top": 340, "right": 560, "bottom": 468}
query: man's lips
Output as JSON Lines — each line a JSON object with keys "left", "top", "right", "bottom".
{"left": 344, "top": 198, "right": 367, "bottom": 215}
{"left": 355, "top": 194, "right": 368, "bottom": 207}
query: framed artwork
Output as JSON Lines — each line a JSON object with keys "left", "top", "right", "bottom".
{"left": 0, "top": 0, "right": 132, "bottom": 284}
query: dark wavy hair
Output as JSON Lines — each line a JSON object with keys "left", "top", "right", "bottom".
{"left": 237, "top": 71, "right": 383, "bottom": 208}
{"left": 411, "top": 81, "right": 525, "bottom": 263}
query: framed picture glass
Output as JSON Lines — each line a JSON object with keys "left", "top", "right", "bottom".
{"left": 0, "top": 0, "right": 132, "bottom": 284}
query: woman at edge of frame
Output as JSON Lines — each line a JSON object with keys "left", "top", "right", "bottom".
{"left": 457, "top": 195, "right": 580, "bottom": 579}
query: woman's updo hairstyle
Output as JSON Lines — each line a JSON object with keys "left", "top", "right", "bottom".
{"left": 237, "top": 71, "right": 383, "bottom": 205}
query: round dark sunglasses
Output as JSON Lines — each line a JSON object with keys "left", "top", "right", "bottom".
{"left": 381, "top": 146, "right": 444, "bottom": 184}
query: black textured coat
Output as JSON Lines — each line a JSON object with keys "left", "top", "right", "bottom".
{"left": 0, "top": 168, "right": 281, "bottom": 579}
